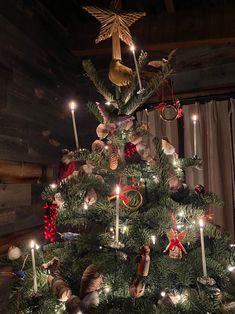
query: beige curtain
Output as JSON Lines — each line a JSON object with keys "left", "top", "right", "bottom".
{"left": 183, "top": 100, "right": 235, "bottom": 241}
{"left": 137, "top": 99, "right": 235, "bottom": 240}
{"left": 136, "top": 110, "right": 178, "bottom": 153}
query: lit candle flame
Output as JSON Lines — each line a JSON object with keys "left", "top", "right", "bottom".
{"left": 130, "top": 45, "right": 135, "bottom": 52}
{"left": 116, "top": 185, "right": 120, "bottom": 196}
{"left": 30, "top": 240, "right": 35, "bottom": 249}
{"left": 50, "top": 183, "right": 57, "bottom": 189}
{"left": 69, "top": 101, "right": 76, "bottom": 111}
{"left": 192, "top": 115, "right": 198, "bottom": 123}
{"left": 199, "top": 219, "right": 204, "bottom": 228}
{"left": 151, "top": 235, "right": 156, "bottom": 245}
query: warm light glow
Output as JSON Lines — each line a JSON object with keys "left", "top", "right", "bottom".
{"left": 105, "top": 101, "right": 111, "bottom": 106}
{"left": 161, "top": 291, "right": 166, "bottom": 297}
{"left": 199, "top": 219, "right": 204, "bottom": 228}
{"left": 178, "top": 211, "right": 184, "bottom": 217}
{"left": 35, "top": 244, "right": 40, "bottom": 250}
{"left": 104, "top": 145, "right": 109, "bottom": 150}
{"left": 177, "top": 224, "right": 183, "bottom": 230}
{"left": 99, "top": 246, "right": 102, "bottom": 250}
{"left": 83, "top": 203, "right": 88, "bottom": 210}
{"left": 104, "top": 286, "right": 111, "bottom": 294}
{"left": 110, "top": 227, "right": 114, "bottom": 232}
{"left": 69, "top": 101, "right": 76, "bottom": 111}
{"left": 230, "top": 244, "right": 235, "bottom": 248}
{"left": 123, "top": 226, "right": 128, "bottom": 233}
{"left": 50, "top": 183, "right": 57, "bottom": 189}
{"left": 151, "top": 235, "right": 156, "bottom": 245}
{"left": 30, "top": 240, "right": 35, "bottom": 249}
{"left": 116, "top": 185, "right": 120, "bottom": 196}
{"left": 130, "top": 45, "right": 135, "bottom": 52}
{"left": 192, "top": 114, "right": 198, "bottom": 123}
{"left": 228, "top": 265, "right": 235, "bottom": 272}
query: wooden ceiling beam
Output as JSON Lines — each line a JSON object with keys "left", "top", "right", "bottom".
{"left": 72, "top": 6, "right": 235, "bottom": 57}
{"left": 73, "top": 37, "right": 235, "bottom": 57}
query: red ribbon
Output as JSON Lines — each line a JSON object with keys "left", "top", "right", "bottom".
{"left": 155, "top": 102, "right": 166, "bottom": 112}
{"left": 168, "top": 238, "right": 184, "bottom": 251}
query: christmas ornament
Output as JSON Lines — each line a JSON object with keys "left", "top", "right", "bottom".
{"left": 58, "top": 232, "right": 80, "bottom": 241}
{"left": 91, "top": 139, "right": 105, "bottom": 153}
{"left": 96, "top": 102, "right": 110, "bottom": 123}
{"left": 83, "top": 5, "right": 145, "bottom": 60}
{"left": 108, "top": 182, "right": 143, "bottom": 211}
{"left": 84, "top": 188, "right": 97, "bottom": 205}
{"left": 96, "top": 123, "right": 109, "bottom": 139}
{"left": 194, "top": 184, "right": 205, "bottom": 194}
{"left": 58, "top": 149, "right": 77, "bottom": 182}
{"left": 43, "top": 257, "right": 72, "bottom": 302}
{"left": 53, "top": 193, "right": 64, "bottom": 208}
{"left": 81, "top": 162, "right": 94, "bottom": 174}
{"left": 128, "top": 130, "right": 142, "bottom": 145}
{"left": 7, "top": 246, "right": 22, "bottom": 260}
{"left": 43, "top": 203, "right": 58, "bottom": 242}
{"left": 109, "top": 59, "right": 132, "bottom": 86}
{"left": 95, "top": 175, "right": 105, "bottom": 183}
{"left": 129, "top": 277, "right": 145, "bottom": 299}
{"left": 124, "top": 143, "right": 137, "bottom": 160}
{"left": 137, "top": 245, "right": 151, "bottom": 277}
{"left": 155, "top": 79, "right": 182, "bottom": 122}
{"left": 162, "top": 137, "right": 175, "bottom": 155}
{"left": 109, "top": 144, "right": 118, "bottom": 170}
{"left": 164, "top": 229, "right": 187, "bottom": 259}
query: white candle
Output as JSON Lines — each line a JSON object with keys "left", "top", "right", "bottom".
{"left": 192, "top": 115, "right": 198, "bottom": 156}
{"left": 199, "top": 219, "right": 207, "bottom": 277}
{"left": 130, "top": 45, "right": 143, "bottom": 93}
{"left": 115, "top": 185, "right": 120, "bottom": 244}
{"left": 30, "top": 240, "right": 38, "bottom": 294}
{"left": 69, "top": 101, "right": 79, "bottom": 150}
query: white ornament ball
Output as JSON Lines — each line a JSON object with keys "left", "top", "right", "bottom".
{"left": 7, "top": 246, "right": 22, "bottom": 260}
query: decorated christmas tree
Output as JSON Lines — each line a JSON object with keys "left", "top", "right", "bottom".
{"left": 3, "top": 3, "right": 235, "bottom": 314}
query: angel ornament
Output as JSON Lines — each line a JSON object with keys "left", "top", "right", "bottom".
{"left": 164, "top": 229, "right": 187, "bottom": 259}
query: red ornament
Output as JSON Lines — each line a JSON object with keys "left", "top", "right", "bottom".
{"left": 43, "top": 203, "right": 58, "bottom": 242}
{"left": 124, "top": 143, "right": 137, "bottom": 159}
{"left": 194, "top": 184, "right": 205, "bottom": 194}
{"left": 58, "top": 161, "right": 77, "bottom": 182}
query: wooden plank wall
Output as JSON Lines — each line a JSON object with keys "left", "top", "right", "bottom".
{"left": 0, "top": 0, "right": 77, "bottom": 240}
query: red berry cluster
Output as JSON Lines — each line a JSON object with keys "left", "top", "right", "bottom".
{"left": 43, "top": 203, "right": 58, "bottom": 242}
{"left": 124, "top": 143, "right": 137, "bottom": 159}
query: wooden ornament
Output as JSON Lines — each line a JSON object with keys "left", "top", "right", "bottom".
{"left": 137, "top": 245, "right": 150, "bottom": 277}
{"left": 162, "top": 137, "right": 175, "bottom": 155}
{"left": 7, "top": 246, "right": 22, "bottom": 260}
{"left": 96, "top": 124, "right": 109, "bottom": 139}
{"left": 109, "top": 145, "right": 118, "bottom": 170}
{"left": 66, "top": 295, "right": 81, "bottom": 314}
{"left": 92, "top": 140, "right": 105, "bottom": 153}
{"left": 109, "top": 59, "right": 132, "bottom": 86}
{"left": 51, "top": 277, "right": 72, "bottom": 302}
{"left": 84, "top": 188, "right": 97, "bottom": 205}
{"left": 79, "top": 264, "right": 103, "bottom": 299}
{"left": 128, "top": 131, "right": 142, "bottom": 145}
{"left": 129, "top": 278, "right": 145, "bottom": 299}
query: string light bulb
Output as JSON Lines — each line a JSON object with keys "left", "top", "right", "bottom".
{"left": 151, "top": 235, "right": 156, "bottom": 245}
{"left": 161, "top": 291, "right": 166, "bottom": 297}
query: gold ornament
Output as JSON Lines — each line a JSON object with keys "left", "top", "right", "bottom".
{"left": 160, "top": 104, "right": 178, "bottom": 122}
{"left": 109, "top": 145, "right": 118, "bottom": 170}
{"left": 108, "top": 59, "right": 132, "bottom": 86}
{"left": 108, "top": 188, "right": 143, "bottom": 211}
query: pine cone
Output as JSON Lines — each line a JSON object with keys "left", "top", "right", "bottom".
{"left": 109, "top": 145, "right": 118, "bottom": 170}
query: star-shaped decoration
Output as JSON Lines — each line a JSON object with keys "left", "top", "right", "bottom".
{"left": 83, "top": 6, "right": 146, "bottom": 47}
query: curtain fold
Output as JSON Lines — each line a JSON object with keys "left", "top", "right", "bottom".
{"left": 183, "top": 100, "right": 234, "bottom": 240}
